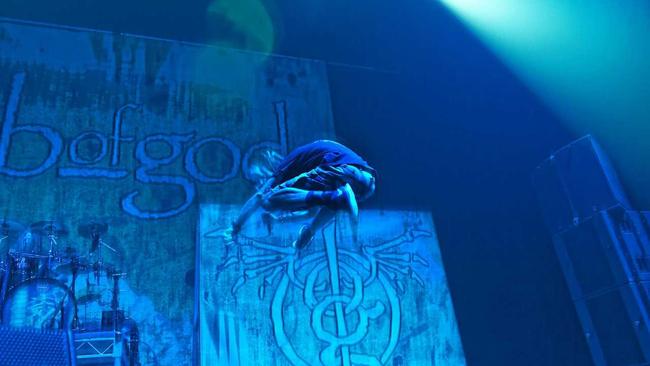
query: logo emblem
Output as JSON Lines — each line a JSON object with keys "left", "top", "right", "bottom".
{"left": 207, "top": 219, "right": 431, "bottom": 365}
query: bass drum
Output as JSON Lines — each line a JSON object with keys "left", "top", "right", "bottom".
{"left": 1, "top": 277, "right": 75, "bottom": 329}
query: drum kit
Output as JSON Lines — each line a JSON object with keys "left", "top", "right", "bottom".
{"left": 0, "top": 218, "right": 126, "bottom": 332}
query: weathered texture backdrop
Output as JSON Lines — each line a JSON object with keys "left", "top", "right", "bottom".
{"left": 199, "top": 206, "right": 465, "bottom": 366}
{"left": 0, "top": 19, "right": 334, "bottom": 364}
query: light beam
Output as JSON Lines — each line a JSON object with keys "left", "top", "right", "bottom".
{"left": 440, "top": 0, "right": 650, "bottom": 204}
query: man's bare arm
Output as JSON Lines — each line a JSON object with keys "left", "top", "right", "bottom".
{"left": 231, "top": 177, "right": 276, "bottom": 235}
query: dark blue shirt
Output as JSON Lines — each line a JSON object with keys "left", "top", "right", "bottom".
{"left": 273, "top": 140, "right": 375, "bottom": 183}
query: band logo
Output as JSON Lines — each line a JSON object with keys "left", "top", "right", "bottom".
{"left": 1, "top": 72, "right": 284, "bottom": 219}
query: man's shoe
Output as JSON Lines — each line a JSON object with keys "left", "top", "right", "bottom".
{"left": 292, "top": 225, "right": 314, "bottom": 250}
{"left": 336, "top": 183, "right": 358, "bottom": 219}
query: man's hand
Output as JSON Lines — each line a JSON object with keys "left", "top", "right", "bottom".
{"left": 222, "top": 221, "right": 242, "bottom": 246}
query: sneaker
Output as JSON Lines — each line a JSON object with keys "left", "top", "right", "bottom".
{"left": 292, "top": 225, "right": 314, "bottom": 250}
{"left": 336, "top": 183, "right": 359, "bottom": 219}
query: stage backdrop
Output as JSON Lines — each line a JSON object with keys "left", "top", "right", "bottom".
{"left": 199, "top": 206, "right": 466, "bottom": 365}
{"left": 0, "top": 18, "right": 334, "bottom": 364}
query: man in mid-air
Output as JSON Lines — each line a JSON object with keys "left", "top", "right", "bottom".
{"left": 227, "top": 139, "right": 376, "bottom": 250}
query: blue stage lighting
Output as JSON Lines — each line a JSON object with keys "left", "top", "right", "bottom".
{"left": 438, "top": 0, "right": 650, "bottom": 205}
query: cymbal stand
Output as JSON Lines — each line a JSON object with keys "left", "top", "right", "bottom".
{"left": 71, "top": 256, "right": 80, "bottom": 329}
{"left": 0, "top": 252, "right": 8, "bottom": 322}
{"left": 0, "top": 229, "right": 7, "bottom": 306}
{"left": 45, "top": 230, "right": 58, "bottom": 277}
{"left": 110, "top": 270, "right": 127, "bottom": 349}
{"left": 91, "top": 232, "right": 118, "bottom": 286}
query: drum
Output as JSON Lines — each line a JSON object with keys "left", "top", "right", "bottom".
{"left": 7, "top": 251, "right": 50, "bottom": 285}
{"left": 7, "top": 249, "right": 74, "bottom": 284}
{"left": 1, "top": 277, "right": 74, "bottom": 329}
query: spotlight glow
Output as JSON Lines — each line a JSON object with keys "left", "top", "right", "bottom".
{"left": 439, "top": 0, "right": 650, "bottom": 205}
{"left": 206, "top": 0, "right": 275, "bottom": 53}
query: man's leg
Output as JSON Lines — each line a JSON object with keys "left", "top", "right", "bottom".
{"left": 261, "top": 186, "right": 313, "bottom": 211}
{"left": 262, "top": 176, "right": 358, "bottom": 217}
{"left": 261, "top": 208, "right": 316, "bottom": 235}
{"left": 261, "top": 165, "right": 365, "bottom": 250}
{"left": 293, "top": 207, "right": 336, "bottom": 249}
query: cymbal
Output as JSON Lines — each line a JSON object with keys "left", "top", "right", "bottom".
{"left": 77, "top": 293, "right": 102, "bottom": 304}
{"left": 61, "top": 246, "right": 78, "bottom": 256}
{"left": 54, "top": 260, "right": 92, "bottom": 275}
{"left": 30, "top": 221, "right": 69, "bottom": 236}
{"left": 0, "top": 219, "right": 25, "bottom": 236}
{"left": 77, "top": 222, "right": 109, "bottom": 239}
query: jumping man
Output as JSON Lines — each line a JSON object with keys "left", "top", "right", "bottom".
{"left": 227, "top": 139, "right": 376, "bottom": 250}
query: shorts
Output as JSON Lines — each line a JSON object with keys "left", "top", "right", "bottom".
{"left": 269, "top": 164, "right": 375, "bottom": 202}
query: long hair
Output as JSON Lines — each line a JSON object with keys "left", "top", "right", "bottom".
{"left": 246, "top": 148, "right": 284, "bottom": 189}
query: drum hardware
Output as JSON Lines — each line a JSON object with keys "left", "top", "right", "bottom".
{"left": 78, "top": 221, "right": 110, "bottom": 253}
{"left": 54, "top": 258, "right": 92, "bottom": 276}
{"left": 28, "top": 221, "right": 69, "bottom": 278}
{"left": 62, "top": 255, "right": 113, "bottom": 330}
{"left": 78, "top": 222, "right": 108, "bottom": 242}
{"left": 77, "top": 293, "right": 102, "bottom": 304}
{"left": 50, "top": 246, "right": 84, "bottom": 328}
{"left": 1, "top": 217, "right": 139, "bottom": 365}
{"left": 0, "top": 256, "right": 7, "bottom": 322}
{"left": 0, "top": 219, "right": 25, "bottom": 239}
{"left": 30, "top": 221, "right": 69, "bottom": 238}
{"left": 109, "top": 270, "right": 127, "bottom": 312}
{"left": 78, "top": 221, "right": 119, "bottom": 303}
{"left": 1, "top": 277, "right": 75, "bottom": 329}
{"left": 76, "top": 265, "right": 125, "bottom": 331}
{"left": 21, "top": 231, "right": 34, "bottom": 252}
{"left": 67, "top": 253, "right": 86, "bottom": 330}
{"left": 0, "top": 219, "right": 20, "bottom": 318}
{"left": 78, "top": 221, "right": 120, "bottom": 290}
{"left": 7, "top": 250, "right": 49, "bottom": 284}
{"left": 102, "top": 309, "right": 126, "bottom": 331}
{"left": 58, "top": 297, "right": 67, "bottom": 329}
{"left": 107, "top": 267, "right": 127, "bottom": 360}
{"left": 48, "top": 291, "right": 71, "bottom": 329}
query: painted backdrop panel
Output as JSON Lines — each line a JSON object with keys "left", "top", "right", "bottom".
{"left": 0, "top": 19, "right": 334, "bottom": 364}
{"left": 199, "top": 205, "right": 466, "bottom": 365}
